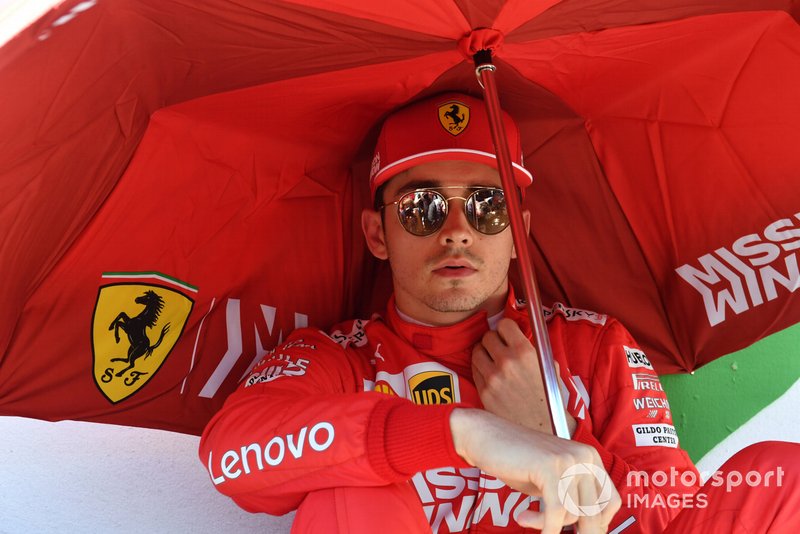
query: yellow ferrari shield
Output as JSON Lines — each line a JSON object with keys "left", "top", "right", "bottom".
{"left": 437, "top": 100, "right": 470, "bottom": 136}
{"left": 92, "top": 284, "right": 193, "bottom": 403}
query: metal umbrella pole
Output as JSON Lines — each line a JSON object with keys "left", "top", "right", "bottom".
{"left": 473, "top": 50, "right": 571, "bottom": 440}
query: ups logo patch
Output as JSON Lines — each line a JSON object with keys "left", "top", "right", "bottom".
{"left": 91, "top": 283, "right": 193, "bottom": 403}
{"left": 408, "top": 370, "right": 455, "bottom": 405}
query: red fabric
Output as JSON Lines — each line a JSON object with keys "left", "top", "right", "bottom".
{"left": 199, "top": 293, "right": 699, "bottom": 532}
{"left": 1, "top": 1, "right": 800, "bottom": 432}
{"left": 381, "top": 401, "right": 469, "bottom": 477}
{"left": 288, "top": 441, "right": 800, "bottom": 533}
{"left": 664, "top": 441, "right": 800, "bottom": 533}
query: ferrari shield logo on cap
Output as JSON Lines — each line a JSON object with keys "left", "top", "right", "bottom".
{"left": 91, "top": 283, "right": 193, "bottom": 403}
{"left": 437, "top": 101, "right": 470, "bottom": 136}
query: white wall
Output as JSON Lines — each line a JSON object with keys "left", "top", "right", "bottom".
{"left": 0, "top": 417, "right": 293, "bottom": 534}
{"left": 4, "top": 380, "right": 798, "bottom": 533}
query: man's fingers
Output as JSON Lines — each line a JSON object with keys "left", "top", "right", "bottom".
{"left": 471, "top": 343, "right": 493, "bottom": 372}
{"left": 541, "top": 491, "right": 569, "bottom": 534}
{"left": 482, "top": 319, "right": 539, "bottom": 368}
{"left": 575, "top": 475, "right": 603, "bottom": 534}
{"left": 600, "top": 480, "right": 622, "bottom": 528}
{"left": 480, "top": 329, "right": 506, "bottom": 357}
{"left": 471, "top": 352, "right": 487, "bottom": 391}
{"left": 565, "top": 480, "right": 581, "bottom": 526}
{"left": 495, "top": 317, "right": 530, "bottom": 346}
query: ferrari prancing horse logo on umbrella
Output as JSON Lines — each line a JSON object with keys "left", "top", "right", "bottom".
{"left": 91, "top": 283, "right": 193, "bottom": 403}
{"left": 438, "top": 101, "right": 470, "bottom": 136}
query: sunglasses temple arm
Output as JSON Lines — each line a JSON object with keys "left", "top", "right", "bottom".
{"left": 475, "top": 51, "right": 572, "bottom": 441}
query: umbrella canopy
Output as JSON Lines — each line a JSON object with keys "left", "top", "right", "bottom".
{"left": 1, "top": 0, "right": 799, "bottom": 434}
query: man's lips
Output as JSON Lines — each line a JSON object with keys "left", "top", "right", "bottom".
{"left": 431, "top": 259, "right": 477, "bottom": 277}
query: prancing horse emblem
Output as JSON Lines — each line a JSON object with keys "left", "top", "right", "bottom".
{"left": 108, "top": 290, "right": 171, "bottom": 377}
{"left": 438, "top": 101, "right": 470, "bottom": 136}
{"left": 92, "top": 282, "right": 193, "bottom": 403}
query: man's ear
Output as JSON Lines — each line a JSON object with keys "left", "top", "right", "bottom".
{"left": 511, "top": 209, "right": 531, "bottom": 259}
{"left": 362, "top": 208, "right": 389, "bottom": 260}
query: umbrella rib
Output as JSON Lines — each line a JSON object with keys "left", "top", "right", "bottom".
{"left": 591, "top": 138, "right": 688, "bottom": 369}
{"left": 717, "top": 20, "right": 772, "bottom": 127}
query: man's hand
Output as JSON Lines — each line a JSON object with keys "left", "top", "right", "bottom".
{"left": 450, "top": 408, "right": 620, "bottom": 534}
{"left": 472, "top": 318, "right": 576, "bottom": 435}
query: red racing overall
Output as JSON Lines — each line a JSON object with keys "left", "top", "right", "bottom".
{"left": 201, "top": 291, "right": 705, "bottom": 532}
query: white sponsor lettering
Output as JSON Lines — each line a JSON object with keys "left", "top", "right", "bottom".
{"left": 430, "top": 495, "right": 476, "bottom": 533}
{"left": 199, "top": 299, "right": 309, "bottom": 398}
{"left": 561, "top": 375, "right": 590, "bottom": 420}
{"left": 244, "top": 354, "right": 310, "bottom": 387}
{"left": 265, "top": 436, "right": 285, "bottom": 466}
{"left": 413, "top": 468, "right": 539, "bottom": 532}
{"left": 543, "top": 302, "right": 607, "bottom": 326}
{"left": 632, "top": 373, "right": 664, "bottom": 392}
{"left": 287, "top": 427, "right": 307, "bottom": 458}
{"left": 624, "top": 346, "right": 653, "bottom": 370}
{"left": 473, "top": 491, "right": 527, "bottom": 527}
{"left": 309, "top": 422, "right": 335, "bottom": 451}
{"left": 327, "top": 319, "right": 369, "bottom": 348}
{"left": 676, "top": 213, "right": 800, "bottom": 326}
{"left": 633, "top": 397, "right": 670, "bottom": 410}
{"left": 221, "top": 450, "right": 240, "bottom": 479}
{"left": 632, "top": 424, "right": 679, "bottom": 448}
{"left": 208, "top": 421, "right": 334, "bottom": 485}
{"left": 240, "top": 443, "right": 263, "bottom": 474}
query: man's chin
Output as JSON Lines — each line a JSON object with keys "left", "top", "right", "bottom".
{"left": 424, "top": 290, "right": 486, "bottom": 314}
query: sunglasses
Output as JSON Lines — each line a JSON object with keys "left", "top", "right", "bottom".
{"left": 379, "top": 186, "right": 509, "bottom": 236}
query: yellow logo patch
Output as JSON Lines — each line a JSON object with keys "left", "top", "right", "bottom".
{"left": 408, "top": 370, "right": 454, "bottom": 405}
{"left": 437, "top": 101, "right": 470, "bottom": 136}
{"left": 91, "top": 284, "right": 193, "bottom": 403}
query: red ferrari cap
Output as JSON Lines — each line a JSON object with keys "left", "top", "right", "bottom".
{"left": 369, "top": 92, "right": 533, "bottom": 200}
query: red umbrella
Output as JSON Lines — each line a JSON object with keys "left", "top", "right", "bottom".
{"left": 1, "top": 0, "right": 799, "bottom": 435}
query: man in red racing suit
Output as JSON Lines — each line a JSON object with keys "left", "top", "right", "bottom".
{"left": 201, "top": 291, "right": 698, "bottom": 532}
{"left": 201, "top": 92, "right": 799, "bottom": 533}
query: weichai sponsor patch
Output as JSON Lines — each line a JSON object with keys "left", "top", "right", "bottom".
{"left": 91, "top": 276, "right": 194, "bottom": 403}
{"left": 409, "top": 370, "right": 455, "bottom": 405}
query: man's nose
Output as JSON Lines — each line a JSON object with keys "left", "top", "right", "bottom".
{"left": 438, "top": 200, "right": 474, "bottom": 247}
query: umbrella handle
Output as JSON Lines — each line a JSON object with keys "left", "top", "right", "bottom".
{"left": 474, "top": 51, "right": 572, "bottom": 440}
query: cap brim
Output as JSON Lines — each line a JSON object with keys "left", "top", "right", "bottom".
{"left": 371, "top": 148, "right": 533, "bottom": 199}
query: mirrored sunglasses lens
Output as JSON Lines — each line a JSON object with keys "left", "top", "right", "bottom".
{"left": 467, "top": 188, "right": 509, "bottom": 234}
{"left": 397, "top": 191, "right": 446, "bottom": 235}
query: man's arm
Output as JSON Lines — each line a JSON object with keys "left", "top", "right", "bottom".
{"left": 200, "top": 321, "right": 619, "bottom": 533}
{"left": 450, "top": 407, "right": 620, "bottom": 534}
{"left": 199, "top": 324, "right": 465, "bottom": 514}
{"left": 472, "top": 316, "right": 700, "bottom": 533}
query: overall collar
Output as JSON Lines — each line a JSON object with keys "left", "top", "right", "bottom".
{"left": 384, "top": 289, "right": 529, "bottom": 363}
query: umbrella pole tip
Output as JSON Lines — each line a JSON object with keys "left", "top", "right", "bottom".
{"left": 472, "top": 49, "right": 493, "bottom": 67}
